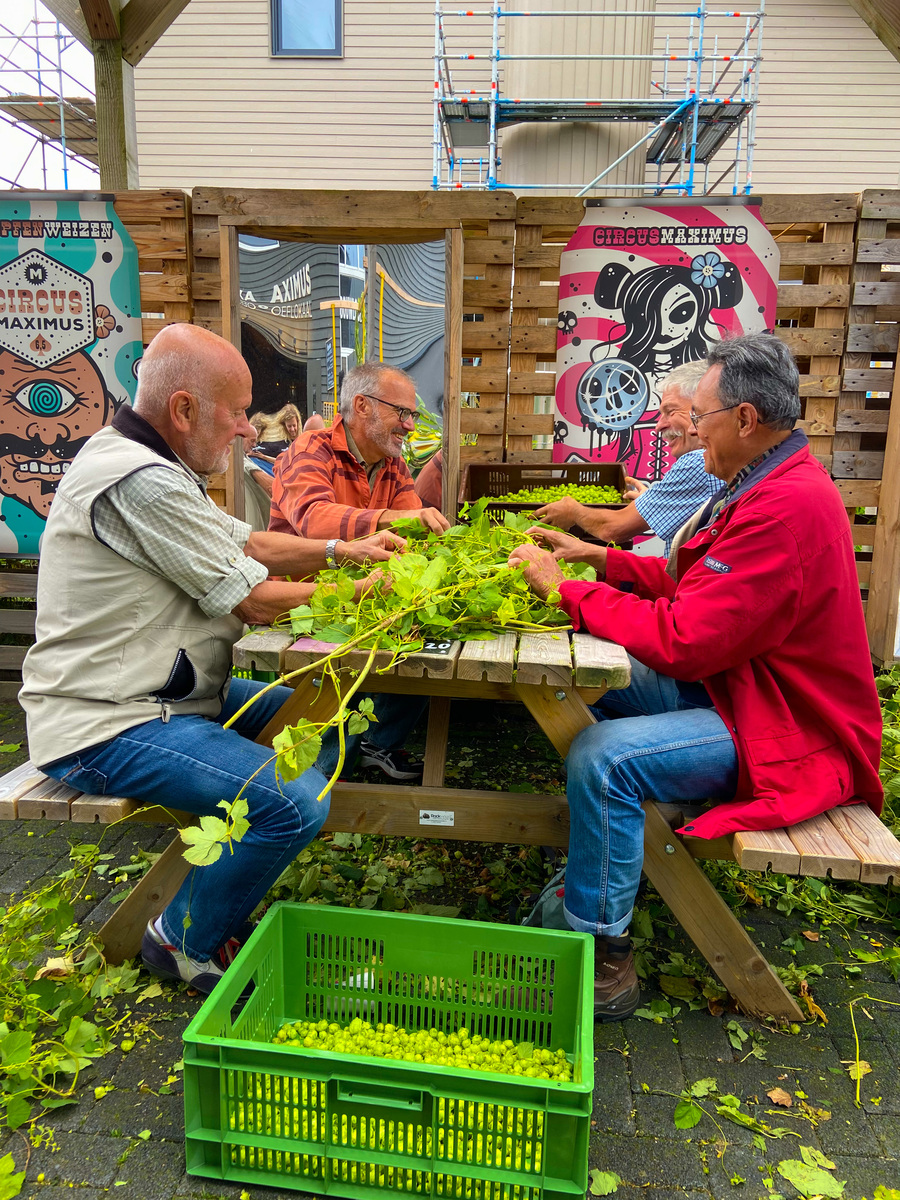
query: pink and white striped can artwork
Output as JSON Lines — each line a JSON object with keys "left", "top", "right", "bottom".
{"left": 553, "top": 198, "right": 780, "bottom": 483}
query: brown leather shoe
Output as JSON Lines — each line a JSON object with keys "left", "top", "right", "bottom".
{"left": 594, "top": 935, "right": 640, "bottom": 1022}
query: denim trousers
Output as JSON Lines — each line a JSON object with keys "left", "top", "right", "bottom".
{"left": 316, "top": 692, "right": 428, "bottom": 777}
{"left": 43, "top": 678, "right": 330, "bottom": 960}
{"left": 563, "top": 656, "right": 738, "bottom": 938}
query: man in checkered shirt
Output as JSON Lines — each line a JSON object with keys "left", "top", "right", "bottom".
{"left": 22, "top": 324, "right": 403, "bottom": 997}
{"left": 536, "top": 361, "right": 721, "bottom": 555}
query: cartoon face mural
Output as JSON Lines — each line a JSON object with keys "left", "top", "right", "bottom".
{"left": 0, "top": 348, "right": 113, "bottom": 519}
{"left": 554, "top": 202, "right": 780, "bottom": 482}
{"left": 571, "top": 256, "right": 743, "bottom": 463}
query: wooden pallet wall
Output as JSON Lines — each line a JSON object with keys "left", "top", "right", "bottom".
{"left": 0, "top": 190, "right": 193, "bottom": 675}
{"left": 853, "top": 190, "right": 900, "bottom": 665}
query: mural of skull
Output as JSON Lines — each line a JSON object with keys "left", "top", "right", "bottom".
{"left": 0, "top": 347, "right": 114, "bottom": 520}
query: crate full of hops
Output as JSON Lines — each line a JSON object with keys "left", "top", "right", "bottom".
{"left": 183, "top": 902, "right": 595, "bottom": 1200}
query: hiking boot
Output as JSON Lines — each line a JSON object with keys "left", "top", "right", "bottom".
{"left": 359, "top": 741, "right": 424, "bottom": 781}
{"left": 142, "top": 917, "right": 252, "bottom": 999}
{"left": 593, "top": 935, "right": 640, "bottom": 1022}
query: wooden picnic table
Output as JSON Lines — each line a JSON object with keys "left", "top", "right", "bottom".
{"left": 95, "top": 626, "right": 808, "bottom": 1022}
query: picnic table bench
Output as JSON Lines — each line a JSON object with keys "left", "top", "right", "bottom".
{"left": 4, "top": 626, "right": 899, "bottom": 1024}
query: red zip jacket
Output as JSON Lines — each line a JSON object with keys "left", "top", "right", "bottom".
{"left": 558, "top": 437, "right": 883, "bottom": 839}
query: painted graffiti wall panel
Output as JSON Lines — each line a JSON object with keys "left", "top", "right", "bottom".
{"left": 0, "top": 194, "right": 142, "bottom": 554}
{"left": 553, "top": 198, "right": 780, "bottom": 480}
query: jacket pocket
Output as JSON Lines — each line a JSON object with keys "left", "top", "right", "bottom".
{"left": 744, "top": 724, "right": 836, "bottom": 766}
{"left": 153, "top": 648, "right": 199, "bottom": 703}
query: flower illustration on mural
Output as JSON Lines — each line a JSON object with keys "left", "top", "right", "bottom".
{"left": 94, "top": 305, "right": 116, "bottom": 339}
{"left": 690, "top": 252, "right": 727, "bottom": 289}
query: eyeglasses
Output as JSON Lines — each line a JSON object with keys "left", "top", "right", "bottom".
{"left": 361, "top": 394, "right": 422, "bottom": 424}
{"left": 689, "top": 405, "right": 735, "bottom": 428}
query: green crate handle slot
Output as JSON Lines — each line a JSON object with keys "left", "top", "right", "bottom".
{"left": 336, "top": 1080, "right": 425, "bottom": 1112}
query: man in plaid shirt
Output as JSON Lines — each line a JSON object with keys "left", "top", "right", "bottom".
{"left": 270, "top": 362, "right": 450, "bottom": 783}
{"left": 269, "top": 363, "right": 449, "bottom": 540}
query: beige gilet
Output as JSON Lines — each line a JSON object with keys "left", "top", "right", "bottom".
{"left": 20, "top": 426, "right": 242, "bottom": 766}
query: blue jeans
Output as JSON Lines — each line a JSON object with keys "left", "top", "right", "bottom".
{"left": 317, "top": 692, "right": 427, "bottom": 778}
{"left": 43, "top": 679, "right": 329, "bottom": 960}
{"left": 564, "top": 655, "right": 738, "bottom": 938}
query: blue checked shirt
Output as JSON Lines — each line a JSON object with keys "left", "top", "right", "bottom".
{"left": 633, "top": 449, "right": 722, "bottom": 555}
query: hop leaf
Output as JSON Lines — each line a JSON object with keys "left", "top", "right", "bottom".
{"left": 180, "top": 816, "right": 229, "bottom": 866}
{"left": 347, "top": 712, "right": 371, "bottom": 736}
{"left": 674, "top": 1098, "right": 703, "bottom": 1129}
{"left": 777, "top": 1160, "right": 845, "bottom": 1197}
{"left": 273, "top": 720, "right": 322, "bottom": 783}
{"left": 589, "top": 1169, "right": 621, "bottom": 1196}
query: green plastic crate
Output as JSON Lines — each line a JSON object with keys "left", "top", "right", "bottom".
{"left": 183, "top": 902, "right": 594, "bottom": 1200}
{"left": 231, "top": 666, "right": 280, "bottom": 683}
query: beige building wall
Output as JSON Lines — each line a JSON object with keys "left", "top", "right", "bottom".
{"left": 134, "top": 0, "right": 456, "bottom": 189}
{"left": 134, "top": 0, "right": 900, "bottom": 193}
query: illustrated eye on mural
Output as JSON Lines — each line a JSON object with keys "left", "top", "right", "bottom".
{"left": 11, "top": 380, "right": 83, "bottom": 417}
{"left": 670, "top": 301, "right": 696, "bottom": 326}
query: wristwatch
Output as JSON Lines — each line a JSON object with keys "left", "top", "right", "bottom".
{"left": 325, "top": 539, "right": 340, "bottom": 570}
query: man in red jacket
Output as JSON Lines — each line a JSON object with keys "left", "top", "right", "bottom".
{"left": 510, "top": 333, "right": 883, "bottom": 1021}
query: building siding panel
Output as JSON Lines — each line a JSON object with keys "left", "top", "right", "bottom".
{"left": 135, "top": 0, "right": 900, "bottom": 192}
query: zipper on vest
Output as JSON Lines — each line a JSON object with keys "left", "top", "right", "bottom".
{"left": 160, "top": 702, "right": 171, "bottom": 723}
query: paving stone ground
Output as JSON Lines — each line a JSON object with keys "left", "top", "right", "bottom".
{"left": 0, "top": 702, "right": 897, "bottom": 1199}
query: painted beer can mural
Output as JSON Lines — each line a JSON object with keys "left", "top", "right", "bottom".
{"left": 553, "top": 197, "right": 779, "bottom": 480}
{"left": 0, "top": 193, "right": 143, "bottom": 554}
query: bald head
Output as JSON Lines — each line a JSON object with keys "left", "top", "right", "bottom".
{"left": 135, "top": 324, "right": 248, "bottom": 422}
{"left": 134, "top": 324, "right": 254, "bottom": 475}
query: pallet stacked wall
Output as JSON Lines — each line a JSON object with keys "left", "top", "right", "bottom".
{"left": 459, "top": 211, "right": 517, "bottom": 465}
{"left": 853, "top": 189, "right": 900, "bottom": 666}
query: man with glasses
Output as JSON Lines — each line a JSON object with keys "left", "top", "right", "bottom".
{"left": 509, "top": 333, "right": 883, "bottom": 1021}
{"left": 534, "top": 360, "right": 719, "bottom": 555}
{"left": 269, "top": 362, "right": 449, "bottom": 781}
{"left": 269, "top": 363, "right": 450, "bottom": 540}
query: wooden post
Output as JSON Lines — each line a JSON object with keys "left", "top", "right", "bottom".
{"left": 443, "top": 226, "right": 463, "bottom": 521}
{"left": 365, "top": 244, "right": 378, "bottom": 361}
{"left": 642, "top": 803, "right": 804, "bottom": 1022}
{"left": 92, "top": 33, "right": 138, "bottom": 189}
{"left": 868, "top": 349, "right": 900, "bottom": 663}
{"left": 219, "top": 222, "right": 244, "bottom": 521}
{"left": 857, "top": 189, "right": 900, "bottom": 664}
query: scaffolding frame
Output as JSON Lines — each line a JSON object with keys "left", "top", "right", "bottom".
{"left": 432, "top": 2, "right": 764, "bottom": 195}
{"left": 0, "top": 1, "right": 98, "bottom": 191}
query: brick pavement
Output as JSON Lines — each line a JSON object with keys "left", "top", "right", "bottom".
{"left": 0, "top": 697, "right": 897, "bottom": 1199}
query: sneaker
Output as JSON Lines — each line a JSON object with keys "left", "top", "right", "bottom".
{"left": 141, "top": 917, "right": 234, "bottom": 996}
{"left": 593, "top": 935, "right": 640, "bottom": 1022}
{"left": 359, "top": 741, "right": 424, "bottom": 781}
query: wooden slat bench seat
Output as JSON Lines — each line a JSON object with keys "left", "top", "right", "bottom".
{"left": 0, "top": 759, "right": 185, "bottom": 824}
{"left": 656, "top": 800, "right": 900, "bottom": 886}
{"left": 731, "top": 803, "right": 900, "bottom": 884}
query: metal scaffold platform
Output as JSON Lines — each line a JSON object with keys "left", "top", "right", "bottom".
{"left": 0, "top": 3, "right": 98, "bottom": 190}
{"left": 433, "top": 2, "right": 765, "bottom": 195}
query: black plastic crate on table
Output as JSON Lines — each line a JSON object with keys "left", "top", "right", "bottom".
{"left": 458, "top": 463, "right": 627, "bottom": 517}
{"left": 458, "top": 462, "right": 629, "bottom": 546}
